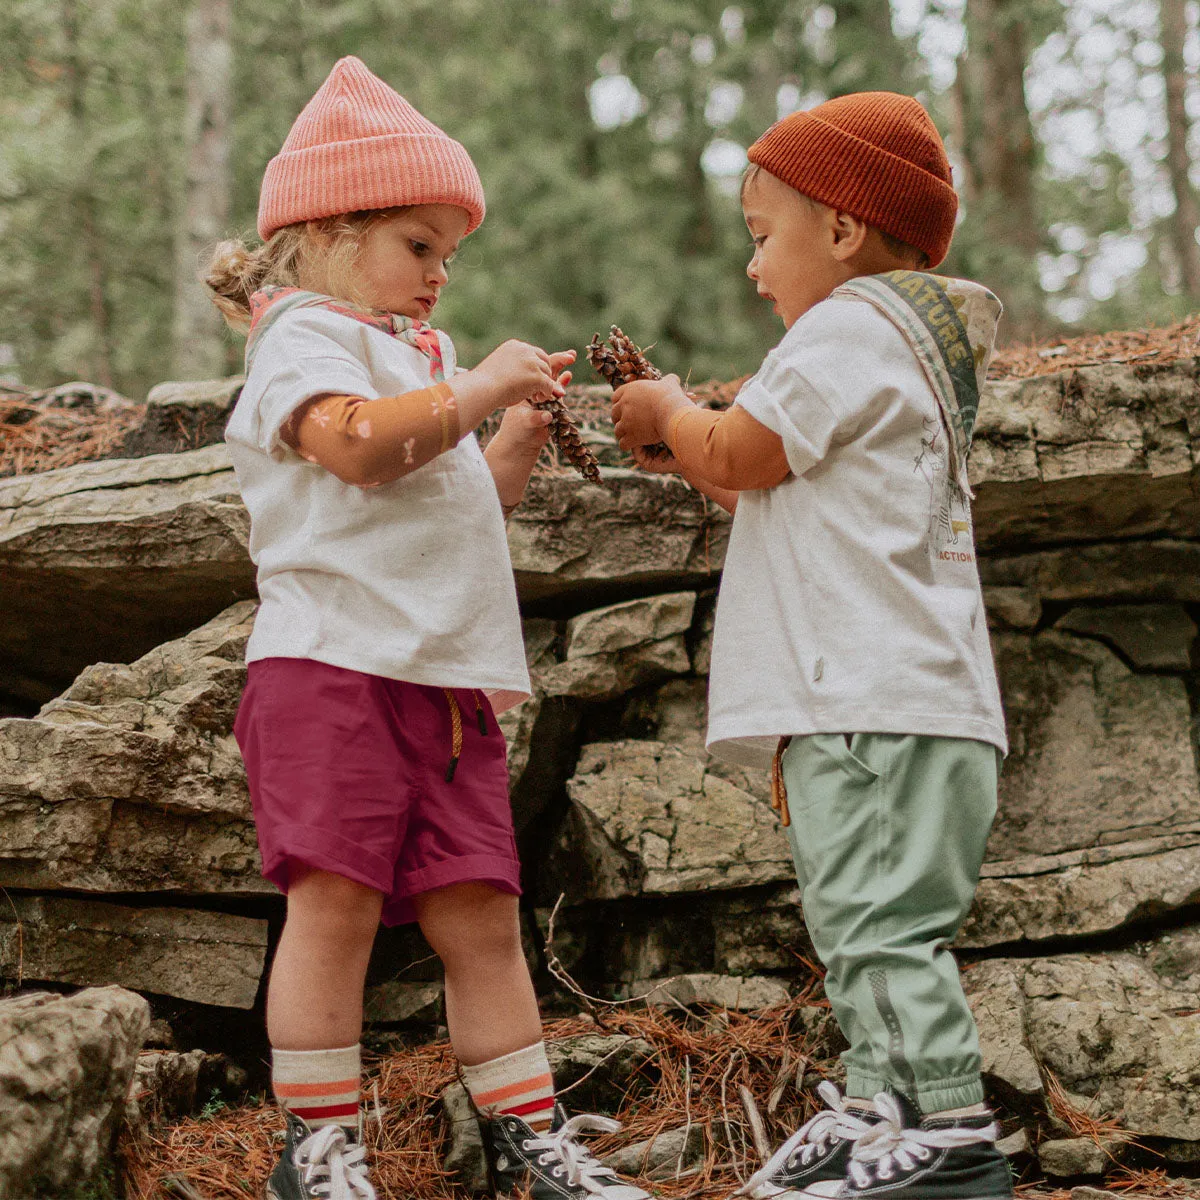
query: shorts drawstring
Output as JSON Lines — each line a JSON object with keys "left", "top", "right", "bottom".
{"left": 771, "top": 735, "right": 792, "bottom": 827}
{"left": 443, "top": 688, "right": 489, "bottom": 782}
{"left": 443, "top": 688, "right": 463, "bottom": 782}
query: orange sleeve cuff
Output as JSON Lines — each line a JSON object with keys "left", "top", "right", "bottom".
{"left": 665, "top": 404, "right": 791, "bottom": 491}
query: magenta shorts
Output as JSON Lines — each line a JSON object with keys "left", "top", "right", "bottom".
{"left": 233, "top": 657, "right": 522, "bottom": 925}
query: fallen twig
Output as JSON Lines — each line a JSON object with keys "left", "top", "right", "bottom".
{"left": 719, "top": 1051, "right": 745, "bottom": 1184}
{"left": 163, "top": 1174, "right": 210, "bottom": 1200}
{"left": 739, "top": 1085, "right": 770, "bottom": 1166}
{"left": 677, "top": 1056, "right": 693, "bottom": 1180}
{"left": 543, "top": 893, "right": 688, "bottom": 1016}
{"left": 766, "top": 1048, "right": 792, "bottom": 1116}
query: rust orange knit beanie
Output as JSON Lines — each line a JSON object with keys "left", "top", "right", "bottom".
{"left": 257, "top": 56, "right": 485, "bottom": 240}
{"left": 747, "top": 92, "right": 957, "bottom": 267}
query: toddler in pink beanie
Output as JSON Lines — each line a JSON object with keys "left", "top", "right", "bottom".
{"left": 208, "top": 57, "right": 655, "bottom": 1200}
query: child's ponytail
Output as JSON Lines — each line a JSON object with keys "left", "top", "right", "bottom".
{"left": 205, "top": 214, "right": 388, "bottom": 333}
{"left": 204, "top": 228, "right": 310, "bottom": 332}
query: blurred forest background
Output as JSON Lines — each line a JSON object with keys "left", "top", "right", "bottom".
{"left": 2, "top": 0, "right": 1200, "bottom": 398}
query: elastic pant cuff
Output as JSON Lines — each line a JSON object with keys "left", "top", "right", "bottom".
{"left": 845, "top": 1071, "right": 985, "bottom": 1115}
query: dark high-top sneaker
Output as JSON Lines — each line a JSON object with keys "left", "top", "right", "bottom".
{"left": 739, "top": 1081, "right": 880, "bottom": 1199}
{"left": 479, "top": 1108, "right": 656, "bottom": 1200}
{"left": 814, "top": 1091, "right": 1013, "bottom": 1199}
{"left": 265, "top": 1110, "right": 376, "bottom": 1200}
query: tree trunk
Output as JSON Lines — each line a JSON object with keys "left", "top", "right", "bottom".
{"left": 831, "top": 0, "right": 910, "bottom": 92}
{"left": 62, "top": 0, "right": 115, "bottom": 390}
{"left": 949, "top": 51, "right": 979, "bottom": 205}
{"left": 972, "top": 0, "right": 1038, "bottom": 254}
{"left": 1161, "top": 0, "right": 1200, "bottom": 298}
{"left": 172, "top": 0, "right": 232, "bottom": 381}
{"left": 962, "top": 0, "right": 1041, "bottom": 334}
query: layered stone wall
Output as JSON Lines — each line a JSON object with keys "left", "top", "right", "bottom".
{"left": 3, "top": 359, "right": 1200, "bottom": 1160}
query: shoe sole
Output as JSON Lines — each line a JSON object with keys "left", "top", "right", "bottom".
{"left": 797, "top": 1190, "right": 1012, "bottom": 1200}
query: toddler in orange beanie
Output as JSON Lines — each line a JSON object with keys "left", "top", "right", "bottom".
{"left": 612, "top": 93, "right": 1013, "bottom": 1200}
{"left": 208, "top": 56, "right": 663, "bottom": 1200}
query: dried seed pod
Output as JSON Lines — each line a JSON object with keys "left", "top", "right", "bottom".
{"left": 586, "top": 326, "right": 670, "bottom": 459}
{"left": 530, "top": 394, "right": 602, "bottom": 484}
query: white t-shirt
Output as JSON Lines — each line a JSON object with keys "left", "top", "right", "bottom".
{"left": 706, "top": 296, "right": 1007, "bottom": 768}
{"left": 224, "top": 306, "right": 530, "bottom": 712}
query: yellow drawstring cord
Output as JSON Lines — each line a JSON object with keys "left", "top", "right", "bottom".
{"left": 443, "top": 688, "right": 463, "bottom": 782}
{"left": 443, "top": 688, "right": 489, "bottom": 782}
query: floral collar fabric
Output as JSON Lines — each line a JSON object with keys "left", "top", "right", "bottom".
{"left": 245, "top": 286, "right": 447, "bottom": 382}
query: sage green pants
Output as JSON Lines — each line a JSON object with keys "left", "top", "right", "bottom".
{"left": 781, "top": 732, "right": 1000, "bottom": 1113}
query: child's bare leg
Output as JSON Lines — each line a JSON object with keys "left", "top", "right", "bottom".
{"left": 414, "top": 881, "right": 541, "bottom": 1065}
{"left": 268, "top": 866, "right": 384, "bottom": 1049}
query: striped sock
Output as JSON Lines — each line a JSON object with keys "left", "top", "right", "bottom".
{"left": 272, "top": 1044, "right": 361, "bottom": 1135}
{"left": 460, "top": 1041, "right": 556, "bottom": 1131}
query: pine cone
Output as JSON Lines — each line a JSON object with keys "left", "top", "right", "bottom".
{"left": 586, "top": 326, "right": 669, "bottom": 459}
{"left": 531, "top": 394, "right": 602, "bottom": 484}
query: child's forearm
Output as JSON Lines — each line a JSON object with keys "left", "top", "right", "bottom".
{"left": 678, "top": 466, "right": 739, "bottom": 514}
{"left": 448, "top": 368, "right": 507, "bottom": 434}
{"left": 483, "top": 426, "right": 541, "bottom": 514}
{"left": 664, "top": 405, "right": 791, "bottom": 491}
{"left": 285, "top": 384, "right": 459, "bottom": 487}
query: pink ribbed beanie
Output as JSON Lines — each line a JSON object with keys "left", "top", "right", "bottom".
{"left": 257, "top": 56, "right": 485, "bottom": 240}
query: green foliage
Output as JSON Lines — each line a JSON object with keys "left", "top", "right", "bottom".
{"left": 0, "top": 0, "right": 186, "bottom": 395}
{"left": 225, "top": 0, "right": 819, "bottom": 380}
{"left": 198, "top": 1085, "right": 228, "bottom": 1118}
{"left": 3, "top": 0, "right": 930, "bottom": 394}
{"left": 1, "top": 0, "right": 1192, "bottom": 394}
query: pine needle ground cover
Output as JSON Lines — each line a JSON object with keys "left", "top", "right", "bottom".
{"left": 118, "top": 993, "right": 1179, "bottom": 1200}
{"left": 0, "top": 382, "right": 145, "bottom": 477}
{"left": 121, "top": 1001, "right": 823, "bottom": 1200}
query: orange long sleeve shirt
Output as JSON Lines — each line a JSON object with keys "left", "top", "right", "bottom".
{"left": 664, "top": 404, "right": 791, "bottom": 491}
{"left": 281, "top": 382, "right": 459, "bottom": 487}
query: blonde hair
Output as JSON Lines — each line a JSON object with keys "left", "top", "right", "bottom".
{"left": 204, "top": 210, "right": 401, "bottom": 332}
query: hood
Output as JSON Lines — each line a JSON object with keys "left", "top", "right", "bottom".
{"left": 831, "top": 270, "right": 1002, "bottom": 495}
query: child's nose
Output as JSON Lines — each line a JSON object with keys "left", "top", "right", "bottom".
{"left": 746, "top": 255, "right": 759, "bottom": 281}
{"left": 428, "top": 261, "right": 449, "bottom": 286}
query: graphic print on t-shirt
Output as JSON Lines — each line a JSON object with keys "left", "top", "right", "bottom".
{"left": 914, "top": 415, "right": 974, "bottom": 563}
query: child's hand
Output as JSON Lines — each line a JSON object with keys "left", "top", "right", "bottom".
{"left": 498, "top": 398, "right": 555, "bottom": 452}
{"left": 546, "top": 349, "right": 576, "bottom": 383}
{"left": 612, "top": 375, "right": 692, "bottom": 451}
{"left": 477, "top": 340, "right": 568, "bottom": 407}
{"left": 483, "top": 363, "right": 574, "bottom": 511}
{"left": 499, "top": 357, "right": 573, "bottom": 453}
{"left": 453, "top": 344, "right": 575, "bottom": 435}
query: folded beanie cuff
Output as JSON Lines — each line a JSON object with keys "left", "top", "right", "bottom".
{"left": 258, "top": 133, "right": 485, "bottom": 240}
{"left": 749, "top": 109, "right": 958, "bottom": 266}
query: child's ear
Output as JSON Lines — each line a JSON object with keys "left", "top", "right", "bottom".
{"left": 830, "top": 211, "right": 869, "bottom": 261}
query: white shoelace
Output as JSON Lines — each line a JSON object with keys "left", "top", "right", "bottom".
{"left": 739, "top": 1081, "right": 876, "bottom": 1198}
{"left": 846, "top": 1093, "right": 998, "bottom": 1189}
{"left": 293, "top": 1123, "right": 377, "bottom": 1200}
{"left": 519, "top": 1113, "right": 648, "bottom": 1198}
